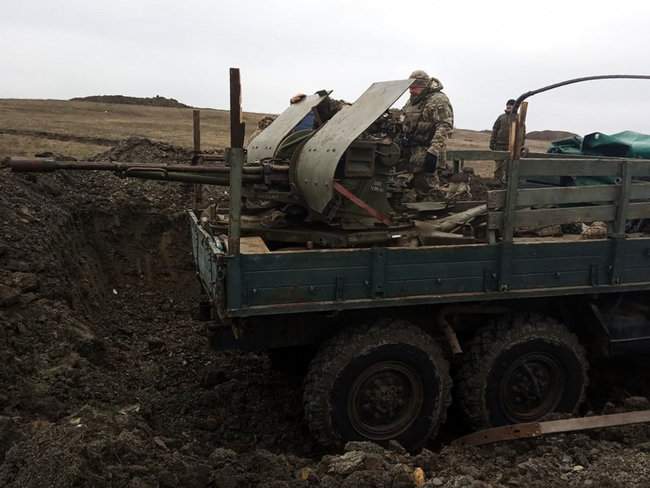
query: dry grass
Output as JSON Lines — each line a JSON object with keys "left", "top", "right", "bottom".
{"left": 0, "top": 133, "right": 106, "bottom": 159}
{"left": 0, "top": 99, "right": 269, "bottom": 158}
{"left": 0, "top": 99, "right": 551, "bottom": 174}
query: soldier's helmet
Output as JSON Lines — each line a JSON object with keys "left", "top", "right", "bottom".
{"left": 409, "top": 70, "right": 430, "bottom": 86}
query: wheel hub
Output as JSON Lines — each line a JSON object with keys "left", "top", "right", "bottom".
{"left": 500, "top": 352, "right": 565, "bottom": 422}
{"left": 348, "top": 361, "right": 423, "bottom": 440}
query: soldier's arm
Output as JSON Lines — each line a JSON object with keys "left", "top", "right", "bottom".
{"left": 425, "top": 100, "right": 454, "bottom": 158}
{"left": 490, "top": 117, "right": 500, "bottom": 150}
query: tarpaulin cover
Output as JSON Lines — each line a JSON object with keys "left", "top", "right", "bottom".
{"left": 547, "top": 131, "right": 650, "bottom": 185}
{"left": 549, "top": 131, "right": 650, "bottom": 158}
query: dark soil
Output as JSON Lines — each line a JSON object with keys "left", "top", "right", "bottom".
{"left": 1, "top": 137, "right": 650, "bottom": 487}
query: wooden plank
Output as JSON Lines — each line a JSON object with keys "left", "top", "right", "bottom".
{"left": 510, "top": 102, "right": 527, "bottom": 160}
{"left": 489, "top": 201, "right": 650, "bottom": 229}
{"left": 229, "top": 67, "right": 245, "bottom": 149}
{"left": 446, "top": 150, "right": 510, "bottom": 161}
{"left": 454, "top": 410, "right": 650, "bottom": 447}
{"left": 525, "top": 152, "right": 602, "bottom": 159}
{"left": 488, "top": 183, "right": 650, "bottom": 209}
{"left": 192, "top": 109, "right": 201, "bottom": 154}
{"left": 489, "top": 204, "right": 616, "bottom": 229}
{"left": 518, "top": 158, "right": 650, "bottom": 177}
{"left": 627, "top": 202, "right": 650, "bottom": 219}
{"left": 239, "top": 236, "right": 270, "bottom": 255}
{"left": 518, "top": 159, "right": 624, "bottom": 177}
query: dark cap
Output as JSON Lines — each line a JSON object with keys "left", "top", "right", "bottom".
{"left": 506, "top": 99, "right": 516, "bottom": 106}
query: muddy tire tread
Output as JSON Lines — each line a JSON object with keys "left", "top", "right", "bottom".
{"left": 303, "top": 319, "right": 452, "bottom": 449}
{"left": 457, "top": 313, "right": 589, "bottom": 429}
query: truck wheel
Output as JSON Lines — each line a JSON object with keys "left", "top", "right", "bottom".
{"left": 457, "top": 314, "right": 588, "bottom": 429}
{"left": 303, "top": 320, "right": 451, "bottom": 450}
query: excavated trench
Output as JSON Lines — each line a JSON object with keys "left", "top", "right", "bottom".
{"left": 0, "top": 167, "right": 314, "bottom": 487}
{"left": 3, "top": 139, "right": 650, "bottom": 486}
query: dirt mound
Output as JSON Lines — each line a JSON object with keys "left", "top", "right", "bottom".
{"left": 70, "top": 95, "right": 191, "bottom": 109}
{"left": 527, "top": 130, "right": 578, "bottom": 141}
{"left": 91, "top": 136, "right": 195, "bottom": 164}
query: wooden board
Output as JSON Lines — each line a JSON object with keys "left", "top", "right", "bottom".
{"left": 240, "top": 236, "right": 270, "bottom": 254}
{"left": 489, "top": 201, "right": 650, "bottom": 229}
{"left": 488, "top": 183, "right": 650, "bottom": 209}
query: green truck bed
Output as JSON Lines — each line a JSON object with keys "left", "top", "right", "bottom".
{"left": 190, "top": 210, "right": 650, "bottom": 318}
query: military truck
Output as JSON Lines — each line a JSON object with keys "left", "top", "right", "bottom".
{"left": 189, "top": 73, "right": 650, "bottom": 450}
{"left": 9, "top": 72, "right": 650, "bottom": 451}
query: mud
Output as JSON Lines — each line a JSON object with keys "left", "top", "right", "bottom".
{"left": 1, "top": 137, "right": 650, "bottom": 487}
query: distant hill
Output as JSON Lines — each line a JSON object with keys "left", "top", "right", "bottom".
{"left": 526, "top": 130, "right": 578, "bottom": 141}
{"left": 70, "top": 95, "right": 191, "bottom": 108}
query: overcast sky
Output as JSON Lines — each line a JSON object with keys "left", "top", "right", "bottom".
{"left": 2, "top": 0, "right": 649, "bottom": 134}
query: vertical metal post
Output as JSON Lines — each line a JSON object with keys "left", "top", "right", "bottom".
{"left": 614, "top": 161, "right": 631, "bottom": 237}
{"left": 227, "top": 147, "right": 244, "bottom": 256}
{"left": 227, "top": 67, "right": 245, "bottom": 257}
{"left": 498, "top": 102, "right": 528, "bottom": 291}
{"left": 610, "top": 160, "right": 631, "bottom": 284}
{"left": 192, "top": 109, "right": 202, "bottom": 210}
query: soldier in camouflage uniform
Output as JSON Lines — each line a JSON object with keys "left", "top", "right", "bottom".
{"left": 490, "top": 99, "right": 525, "bottom": 181}
{"left": 400, "top": 70, "right": 454, "bottom": 193}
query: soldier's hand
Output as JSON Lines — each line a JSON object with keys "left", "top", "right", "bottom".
{"left": 424, "top": 152, "right": 438, "bottom": 172}
{"left": 290, "top": 93, "right": 307, "bottom": 104}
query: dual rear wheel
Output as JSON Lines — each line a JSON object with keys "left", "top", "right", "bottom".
{"left": 303, "top": 314, "right": 588, "bottom": 450}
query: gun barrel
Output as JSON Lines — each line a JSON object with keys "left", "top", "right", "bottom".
{"left": 4, "top": 157, "right": 272, "bottom": 185}
{"left": 5, "top": 157, "right": 266, "bottom": 174}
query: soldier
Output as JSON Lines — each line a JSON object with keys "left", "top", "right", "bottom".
{"left": 401, "top": 70, "right": 454, "bottom": 193}
{"left": 489, "top": 99, "right": 525, "bottom": 181}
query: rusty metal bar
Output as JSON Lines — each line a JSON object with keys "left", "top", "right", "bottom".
{"left": 454, "top": 409, "right": 650, "bottom": 447}
{"left": 333, "top": 181, "right": 392, "bottom": 225}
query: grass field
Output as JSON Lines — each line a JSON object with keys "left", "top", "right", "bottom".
{"left": 0, "top": 99, "right": 270, "bottom": 158}
{"left": 0, "top": 98, "right": 551, "bottom": 176}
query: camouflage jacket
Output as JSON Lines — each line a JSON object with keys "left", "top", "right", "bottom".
{"left": 490, "top": 111, "right": 525, "bottom": 150}
{"left": 401, "top": 77, "right": 454, "bottom": 159}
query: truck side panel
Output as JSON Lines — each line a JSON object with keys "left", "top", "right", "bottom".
{"left": 223, "top": 237, "right": 650, "bottom": 316}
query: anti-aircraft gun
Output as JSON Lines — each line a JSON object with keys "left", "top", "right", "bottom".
{"left": 6, "top": 78, "right": 484, "bottom": 248}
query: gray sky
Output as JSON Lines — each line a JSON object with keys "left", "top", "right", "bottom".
{"left": 2, "top": 0, "right": 650, "bottom": 134}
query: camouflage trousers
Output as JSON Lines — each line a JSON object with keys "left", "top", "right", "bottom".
{"left": 492, "top": 144, "right": 508, "bottom": 182}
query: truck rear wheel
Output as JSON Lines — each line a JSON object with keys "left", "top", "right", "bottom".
{"left": 457, "top": 314, "right": 588, "bottom": 429}
{"left": 303, "top": 320, "right": 451, "bottom": 450}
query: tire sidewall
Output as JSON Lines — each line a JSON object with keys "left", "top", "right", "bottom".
{"left": 485, "top": 338, "right": 586, "bottom": 426}
{"left": 330, "top": 343, "right": 442, "bottom": 450}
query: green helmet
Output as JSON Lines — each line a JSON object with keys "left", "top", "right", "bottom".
{"left": 409, "top": 70, "right": 430, "bottom": 86}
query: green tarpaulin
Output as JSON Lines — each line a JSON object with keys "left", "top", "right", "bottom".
{"left": 547, "top": 131, "right": 650, "bottom": 186}
{"left": 549, "top": 130, "right": 650, "bottom": 158}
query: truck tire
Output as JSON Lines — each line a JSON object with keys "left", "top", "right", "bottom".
{"left": 457, "top": 314, "right": 588, "bottom": 429}
{"left": 303, "top": 319, "right": 451, "bottom": 450}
